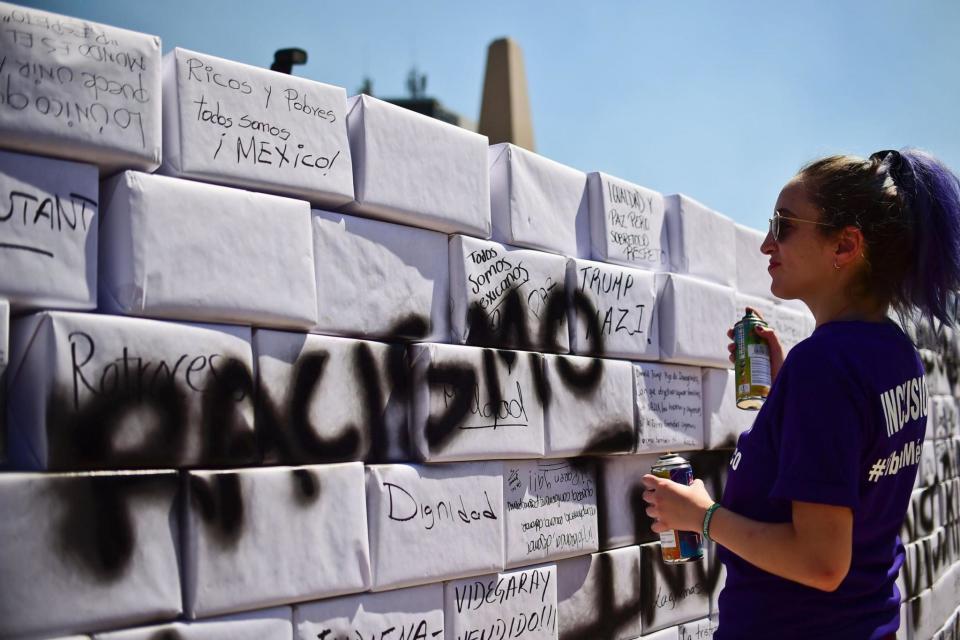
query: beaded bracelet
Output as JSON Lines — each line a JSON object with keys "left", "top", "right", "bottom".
{"left": 702, "top": 502, "right": 722, "bottom": 543}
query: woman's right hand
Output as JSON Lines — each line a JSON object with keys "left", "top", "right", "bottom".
{"left": 727, "top": 307, "right": 785, "bottom": 384}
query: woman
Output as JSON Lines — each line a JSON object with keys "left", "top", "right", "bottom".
{"left": 641, "top": 149, "right": 960, "bottom": 639}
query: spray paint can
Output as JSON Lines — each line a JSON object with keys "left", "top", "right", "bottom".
{"left": 734, "top": 310, "right": 772, "bottom": 410}
{"left": 651, "top": 453, "right": 703, "bottom": 563}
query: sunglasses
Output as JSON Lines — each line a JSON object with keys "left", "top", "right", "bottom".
{"left": 768, "top": 210, "right": 833, "bottom": 242}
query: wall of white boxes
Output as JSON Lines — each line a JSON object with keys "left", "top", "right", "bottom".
{"left": 0, "top": 3, "right": 958, "bottom": 639}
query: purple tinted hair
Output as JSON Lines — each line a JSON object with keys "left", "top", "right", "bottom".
{"left": 799, "top": 149, "right": 960, "bottom": 328}
{"left": 897, "top": 149, "right": 960, "bottom": 327}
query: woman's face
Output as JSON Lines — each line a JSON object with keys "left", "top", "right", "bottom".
{"left": 761, "top": 179, "right": 838, "bottom": 302}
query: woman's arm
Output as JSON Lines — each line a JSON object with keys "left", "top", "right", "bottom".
{"left": 641, "top": 475, "right": 853, "bottom": 592}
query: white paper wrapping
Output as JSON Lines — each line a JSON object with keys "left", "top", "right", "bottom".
{"left": 365, "top": 462, "right": 504, "bottom": 591}
{"left": 634, "top": 363, "right": 704, "bottom": 454}
{"left": 450, "top": 234, "right": 569, "bottom": 353}
{"left": 182, "top": 463, "right": 370, "bottom": 618}
{"left": 587, "top": 172, "right": 668, "bottom": 270}
{"left": 663, "top": 194, "right": 736, "bottom": 288}
{"left": 656, "top": 273, "right": 736, "bottom": 369}
{"left": 445, "top": 565, "right": 558, "bottom": 640}
{"left": 0, "top": 470, "right": 181, "bottom": 638}
{"left": 344, "top": 94, "right": 490, "bottom": 236}
{"left": 733, "top": 293, "right": 814, "bottom": 357}
{"left": 0, "top": 149, "right": 98, "bottom": 311}
{"left": 597, "top": 453, "right": 662, "bottom": 549}
{"left": 542, "top": 354, "right": 635, "bottom": 457}
{"left": 489, "top": 143, "right": 587, "bottom": 257}
{"left": 678, "top": 616, "right": 718, "bottom": 640}
{"left": 926, "top": 527, "right": 951, "bottom": 587}
{"left": 99, "top": 171, "right": 317, "bottom": 329}
{"left": 566, "top": 258, "right": 659, "bottom": 360}
{"left": 160, "top": 48, "right": 353, "bottom": 207}
{"left": 638, "top": 543, "right": 710, "bottom": 634}
{"left": 556, "top": 546, "right": 641, "bottom": 640}
{"left": 700, "top": 368, "right": 755, "bottom": 450}
{"left": 94, "top": 607, "right": 292, "bottom": 640}
{"left": 312, "top": 210, "right": 449, "bottom": 342}
{"left": 5, "top": 311, "right": 254, "bottom": 470}
{"left": 734, "top": 223, "right": 773, "bottom": 300}
{"left": 900, "top": 540, "right": 926, "bottom": 599}
{"left": 0, "top": 2, "right": 161, "bottom": 173}
{"left": 294, "top": 583, "right": 444, "bottom": 640}
{"left": 502, "top": 459, "right": 598, "bottom": 567}
{"left": 408, "top": 343, "right": 545, "bottom": 462}
{"left": 253, "top": 329, "right": 408, "bottom": 464}
{"left": 769, "top": 304, "right": 814, "bottom": 356}
{"left": 933, "top": 396, "right": 959, "bottom": 440}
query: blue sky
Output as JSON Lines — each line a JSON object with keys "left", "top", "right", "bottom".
{"left": 19, "top": 0, "right": 960, "bottom": 232}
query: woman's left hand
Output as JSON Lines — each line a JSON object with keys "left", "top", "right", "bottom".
{"left": 641, "top": 474, "right": 716, "bottom": 534}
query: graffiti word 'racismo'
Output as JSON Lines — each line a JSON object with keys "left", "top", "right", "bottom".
{"left": 69, "top": 331, "right": 239, "bottom": 410}
{"left": 384, "top": 482, "right": 497, "bottom": 531}
{"left": 454, "top": 568, "right": 552, "bottom": 612}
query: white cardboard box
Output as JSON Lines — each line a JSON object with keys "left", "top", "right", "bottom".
{"left": 365, "top": 462, "right": 504, "bottom": 591}
{"left": 450, "top": 234, "right": 569, "bottom": 353}
{"left": 638, "top": 542, "right": 710, "bottom": 634}
{"left": 663, "top": 194, "right": 736, "bottom": 288}
{"left": 700, "top": 368, "right": 755, "bottom": 450}
{"left": 556, "top": 546, "right": 642, "bottom": 640}
{"left": 566, "top": 258, "right": 659, "bottom": 360}
{"left": 543, "top": 354, "right": 636, "bottom": 457}
{"left": 6, "top": 311, "right": 254, "bottom": 470}
{"left": 182, "top": 463, "right": 370, "bottom": 618}
{"left": 657, "top": 273, "right": 736, "bottom": 369}
{"left": 445, "top": 564, "right": 558, "bottom": 640}
{"left": 933, "top": 396, "right": 959, "bottom": 440}
{"left": 503, "top": 459, "right": 599, "bottom": 567}
{"left": 597, "top": 453, "right": 663, "bottom": 549}
{"left": 587, "top": 172, "right": 668, "bottom": 270}
{"left": 94, "top": 607, "right": 292, "bottom": 640}
{"left": 0, "top": 470, "right": 181, "bottom": 638}
{"left": 734, "top": 223, "right": 773, "bottom": 300}
{"left": 0, "top": 150, "right": 99, "bottom": 311}
{"left": 0, "top": 2, "right": 162, "bottom": 173}
{"left": 312, "top": 210, "right": 449, "bottom": 342}
{"left": 253, "top": 329, "right": 408, "bottom": 464}
{"left": 408, "top": 343, "right": 545, "bottom": 462}
{"left": 490, "top": 143, "right": 587, "bottom": 257}
{"left": 160, "top": 48, "right": 354, "bottom": 207}
{"left": 294, "top": 583, "right": 444, "bottom": 640}
{"left": 634, "top": 362, "right": 704, "bottom": 454}
{"left": 99, "top": 171, "right": 317, "bottom": 329}
{"left": 344, "top": 94, "right": 490, "bottom": 236}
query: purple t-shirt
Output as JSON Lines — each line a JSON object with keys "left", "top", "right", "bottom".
{"left": 716, "top": 320, "right": 927, "bottom": 640}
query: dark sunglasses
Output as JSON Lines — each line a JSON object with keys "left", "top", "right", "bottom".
{"left": 768, "top": 210, "right": 832, "bottom": 242}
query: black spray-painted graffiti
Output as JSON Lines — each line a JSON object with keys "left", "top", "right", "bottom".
{"left": 41, "top": 289, "right": 623, "bottom": 581}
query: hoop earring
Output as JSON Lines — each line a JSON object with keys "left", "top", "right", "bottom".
{"left": 833, "top": 261, "right": 840, "bottom": 270}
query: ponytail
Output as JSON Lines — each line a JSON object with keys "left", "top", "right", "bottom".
{"left": 895, "top": 149, "right": 960, "bottom": 327}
